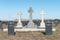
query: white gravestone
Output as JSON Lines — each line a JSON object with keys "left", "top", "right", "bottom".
{"left": 39, "top": 11, "right": 45, "bottom": 28}
{"left": 27, "top": 7, "right": 35, "bottom": 28}
{"left": 16, "top": 12, "right": 23, "bottom": 28}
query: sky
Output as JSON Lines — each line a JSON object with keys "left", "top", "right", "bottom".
{"left": 0, "top": 0, "right": 60, "bottom": 20}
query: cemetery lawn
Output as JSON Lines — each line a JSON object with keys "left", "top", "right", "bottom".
{"left": 0, "top": 24, "right": 60, "bottom": 40}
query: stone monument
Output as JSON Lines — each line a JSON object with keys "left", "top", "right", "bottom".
{"left": 16, "top": 11, "right": 23, "bottom": 28}
{"left": 27, "top": 7, "right": 35, "bottom": 28}
{"left": 39, "top": 11, "right": 45, "bottom": 28}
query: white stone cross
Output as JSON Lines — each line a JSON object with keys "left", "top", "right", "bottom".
{"left": 40, "top": 11, "right": 45, "bottom": 23}
{"left": 39, "top": 10, "right": 45, "bottom": 28}
{"left": 16, "top": 11, "right": 23, "bottom": 28}
{"left": 27, "top": 7, "right": 36, "bottom": 28}
{"left": 28, "top": 7, "right": 33, "bottom": 22}
{"left": 17, "top": 12, "right": 22, "bottom": 23}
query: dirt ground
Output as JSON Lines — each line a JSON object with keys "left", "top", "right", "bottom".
{"left": 0, "top": 24, "right": 60, "bottom": 40}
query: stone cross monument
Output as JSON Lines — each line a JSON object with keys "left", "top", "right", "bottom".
{"left": 28, "top": 7, "right": 33, "bottom": 22}
{"left": 16, "top": 11, "right": 23, "bottom": 28}
{"left": 27, "top": 7, "right": 35, "bottom": 28}
{"left": 39, "top": 11, "right": 45, "bottom": 28}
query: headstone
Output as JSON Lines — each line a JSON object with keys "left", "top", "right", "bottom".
{"left": 39, "top": 11, "right": 45, "bottom": 28}
{"left": 8, "top": 21, "right": 15, "bottom": 35}
{"left": 27, "top": 7, "right": 35, "bottom": 28}
{"left": 0, "top": 21, "right": 3, "bottom": 29}
{"left": 45, "top": 20, "right": 52, "bottom": 35}
{"left": 16, "top": 11, "right": 23, "bottom": 28}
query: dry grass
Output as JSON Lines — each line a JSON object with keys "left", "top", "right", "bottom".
{"left": 0, "top": 24, "right": 60, "bottom": 40}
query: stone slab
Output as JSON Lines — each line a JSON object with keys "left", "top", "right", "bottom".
{"left": 3, "top": 28, "right": 56, "bottom": 32}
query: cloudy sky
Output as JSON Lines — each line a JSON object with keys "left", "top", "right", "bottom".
{"left": 0, "top": 0, "right": 60, "bottom": 20}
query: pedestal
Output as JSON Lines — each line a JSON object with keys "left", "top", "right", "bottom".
{"left": 39, "top": 22, "right": 45, "bottom": 28}
{"left": 27, "top": 21, "right": 35, "bottom": 28}
{"left": 16, "top": 22, "right": 23, "bottom": 28}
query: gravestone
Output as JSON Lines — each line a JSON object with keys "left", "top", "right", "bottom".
{"left": 27, "top": 7, "right": 35, "bottom": 28}
{"left": 16, "top": 11, "right": 23, "bottom": 28}
{"left": 8, "top": 21, "right": 15, "bottom": 35}
{"left": 45, "top": 20, "right": 52, "bottom": 35}
{"left": 39, "top": 11, "right": 45, "bottom": 28}
{"left": 0, "top": 21, "right": 3, "bottom": 29}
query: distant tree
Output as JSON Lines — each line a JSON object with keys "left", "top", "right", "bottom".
{"left": 53, "top": 19, "right": 60, "bottom": 26}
